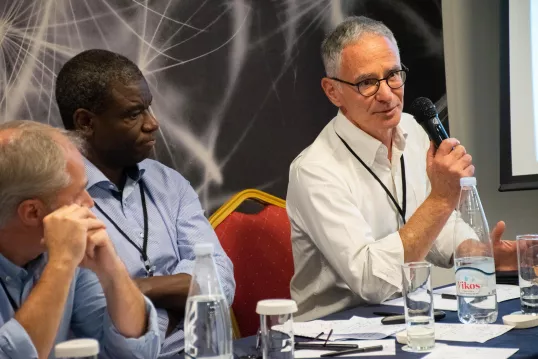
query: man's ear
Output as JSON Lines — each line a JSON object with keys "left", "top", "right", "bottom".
{"left": 17, "top": 199, "right": 48, "bottom": 228}
{"left": 321, "top": 77, "right": 343, "bottom": 108}
{"left": 73, "top": 109, "right": 95, "bottom": 137}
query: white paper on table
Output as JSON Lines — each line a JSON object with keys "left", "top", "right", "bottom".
{"left": 293, "top": 340, "right": 395, "bottom": 358}
{"left": 382, "top": 295, "right": 457, "bottom": 311}
{"left": 274, "top": 317, "right": 406, "bottom": 341}
{"left": 433, "top": 284, "right": 520, "bottom": 302}
{"left": 434, "top": 323, "right": 514, "bottom": 343}
{"left": 395, "top": 323, "right": 514, "bottom": 343}
{"left": 328, "top": 317, "right": 406, "bottom": 340}
{"left": 422, "top": 345, "right": 518, "bottom": 359}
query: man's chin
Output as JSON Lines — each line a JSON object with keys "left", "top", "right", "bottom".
{"left": 129, "top": 151, "right": 152, "bottom": 166}
{"left": 114, "top": 155, "right": 146, "bottom": 169}
{"left": 138, "top": 143, "right": 156, "bottom": 158}
{"left": 376, "top": 111, "right": 401, "bottom": 127}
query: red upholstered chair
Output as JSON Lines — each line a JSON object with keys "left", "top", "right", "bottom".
{"left": 209, "top": 189, "right": 294, "bottom": 338}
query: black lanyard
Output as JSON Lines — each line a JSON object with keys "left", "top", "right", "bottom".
{"left": 337, "top": 134, "right": 407, "bottom": 225}
{"left": 0, "top": 278, "right": 18, "bottom": 311}
{"left": 94, "top": 181, "right": 154, "bottom": 276}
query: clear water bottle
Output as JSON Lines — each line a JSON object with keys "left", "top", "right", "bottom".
{"left": 184, "top": 243, "right": 233, "bottom": 359}
{"left": 453, "top": 177, "right": 498, "bottom": 324}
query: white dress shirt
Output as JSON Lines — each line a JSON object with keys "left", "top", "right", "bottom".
{"left": 287, "top": 111, "right": 460, "bottom": 321}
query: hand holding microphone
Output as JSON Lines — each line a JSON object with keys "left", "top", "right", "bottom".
{"left": 410, "top": 97, "right": 474, "bottom": 207}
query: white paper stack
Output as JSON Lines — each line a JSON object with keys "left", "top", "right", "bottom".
{"left": 274, "top": 316, "right": 406, "bottom": 341}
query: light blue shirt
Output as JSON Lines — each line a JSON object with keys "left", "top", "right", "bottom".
{"left": 85, "top": 158, "right": 235, "bottom": 358}
{"left": 0, "top": 254, "right": 160, "bottom": 359}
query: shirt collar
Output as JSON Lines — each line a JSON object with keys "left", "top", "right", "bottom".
{"left": 0, "top": 253, "right": 46, "bottom": 281}
{"left": 84, "top": 157, "right": 147, "bottom": 191}
{"left": 333, "top": 110, "right": 408, "bottom": 166}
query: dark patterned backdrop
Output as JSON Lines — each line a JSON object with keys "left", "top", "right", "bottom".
{"left": 0, "top": 0, "right": 446, "bottom": 212}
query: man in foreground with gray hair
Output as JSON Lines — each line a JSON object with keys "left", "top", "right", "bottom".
{"left": 287, "top": 16, "right": 518, "bottom": 321}
{"left": 0, "top": 121, "right": 160, "bottom": 358}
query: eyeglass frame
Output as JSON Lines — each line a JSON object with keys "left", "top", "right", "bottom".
{"left": 329, "top": 64, "right": 409, "bottom": 97}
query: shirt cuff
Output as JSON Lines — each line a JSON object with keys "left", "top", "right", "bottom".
{"left": 0, "top": 319, "right": 38, "bottom": 358}
{"left": 156, "top": 308, "right": 169, "bottom": 344}
{"left": 101, "top": 296, "right": 160, "bottom": 359}
{"left": 430, "top": 211, "right": 478, "bottom": 268}
{"left": 172, "top": 261, "right": 194, "bottom": 276}
{"left": 159, "top": 326, "right": 185, "bottom": 358}
{"left": 431, "top": 221, "right": 457, "bottom": 267}
{"left": 369, "top": 231, "right": 405, "bottom": 290}
{"left": 172, "top": 261, "right": 234, "bottom": 307}
{"left": 157, "top": 309, "right": 186, "bottom": 358}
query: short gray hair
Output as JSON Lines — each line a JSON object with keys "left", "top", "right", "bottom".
{"left": 321, "top": 16, "right": 399, "bottom": 77}
{"left": 0, "top": 121, "right": 83, "bottom": 228}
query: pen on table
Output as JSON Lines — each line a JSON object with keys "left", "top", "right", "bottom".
{"left": 320, "top": 345, "right": 384, "bottom": 357}
{"left": 441, "top": 293, "right": 457, "bottom": 300}
{"left": 324, "top": 329, "right": 334, "bottom": 346}
{"left": 294, "top": 343, "right": 359, "bottom": 351}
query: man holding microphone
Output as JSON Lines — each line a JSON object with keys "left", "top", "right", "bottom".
{"left": 287, "top": 16, "right": 517, "bottom": 321}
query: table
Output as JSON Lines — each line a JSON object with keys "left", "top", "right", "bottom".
{"left": 233, "top": 296, "right": 537, "bottom": 358}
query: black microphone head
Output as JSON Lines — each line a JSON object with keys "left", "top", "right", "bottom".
{"left": 409, "top": 97, "right": 437, "bottom": 124}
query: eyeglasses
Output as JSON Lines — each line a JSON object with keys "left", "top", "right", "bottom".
{"left": 330, "top": 64, "right": 409, "bottom": 97}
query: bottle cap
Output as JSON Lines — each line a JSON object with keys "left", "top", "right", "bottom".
{"left": 256, "top": 299, "right": 298, "bottom": 315}
{"left": 460, "top": 177, "right": 477, "bottom": 187}
{"left": 503, "top": 314, "right": 538, "bottom": 329}
{"left": 55, "top": 339, "right": 99, "bottom": 357}
{"left": 194, "top": 243, "right": 214, "bottom": 256}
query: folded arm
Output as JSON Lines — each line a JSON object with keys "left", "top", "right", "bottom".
{"left": 140, "top": 182, "right": 235, "bottom": 307}
{"left": 71, "top": 267, "right": 160, "bottom": 359}
{"left": 173, "top": 184, "right": 235, "bottom": 305}
{"left": 97, "top": 258, "right": 148, "bottom": 338}
{"left": 0, "top": 261, "right": 76, "bottom": 359}
{"left": 134, "top": 273, "right": 191, "bottom": 331}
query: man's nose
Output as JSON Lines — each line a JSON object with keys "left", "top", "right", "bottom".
{"left": 375, "top": 80, "right": 393, "bottom": 102}
{"left": 82, "top": 190, "right": 94, "bottom": 208}
{"left": 143, "top": 108, "right": 159, "bottom": 132}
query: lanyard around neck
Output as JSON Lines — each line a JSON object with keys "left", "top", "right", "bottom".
{"left": 336, "top": 133, "right": 407, "bottom": 225}
{"left": 94, "top": 181, "right": 154, "bottom": 276}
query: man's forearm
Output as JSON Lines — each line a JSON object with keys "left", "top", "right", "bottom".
{"left": 135, "top": 274, "right": 191, "bottom": 315}
{"left": 98, "top": 260, "right": 148, "bottom": 338}
{"left": 15, "top": 260, "right": 75, "bottom": 359}
{"left": 399, "top": 195, "right": 455, "bottom": 262}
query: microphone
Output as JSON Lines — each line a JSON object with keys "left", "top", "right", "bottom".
{"left": 409, "top": 97, "right": 448, "bottom": 147}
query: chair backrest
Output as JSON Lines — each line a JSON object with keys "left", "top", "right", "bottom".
{"left": 210, "top": 190, "right": 293, "bottom": 338}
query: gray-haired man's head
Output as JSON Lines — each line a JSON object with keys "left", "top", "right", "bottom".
{"left": 319, "top": 16, "right": 405, "bottom": 145}
{"left": 321, "top": 16, "right": 398, "bottom": 78}
{"left": 0, "top": 121, "right": 91, "bottom": 229}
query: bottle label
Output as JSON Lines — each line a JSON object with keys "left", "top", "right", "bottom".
{"left": 455, "top": 267, "right": 496, "bottom": 296}
{"left": 185, "top": 304, "right": 199, "bottom": 357}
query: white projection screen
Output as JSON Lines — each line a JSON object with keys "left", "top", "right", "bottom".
{"left": 500, "top": 0, "right": 538, "bottom": 190}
